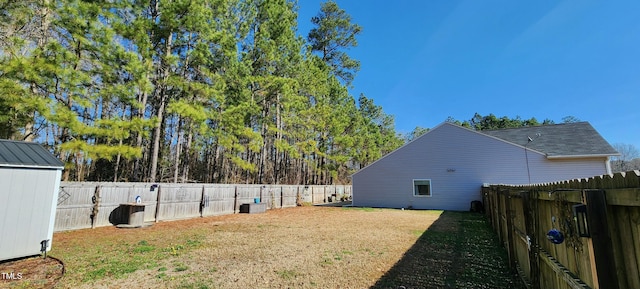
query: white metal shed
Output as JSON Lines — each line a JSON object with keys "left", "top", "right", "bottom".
{"left": 0, "top": 139, "right": 64, "bottom": 261}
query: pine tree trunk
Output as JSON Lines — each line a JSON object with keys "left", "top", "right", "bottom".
{"left": 149, "top": 29, "right": 173, "bottom": 182}
{"left": 24, "top": 0, "right": 51, "bottom": 142}
{"left": 173, "top": 119, "right": 183, "bottom": 183}
{"left": 274, "top": 93, "right": 282, "bottom": 184}
{"left": 182, "top": 128, "right": 192, "bottom": 182}
{"left": 133, "top": 90, "right": 149, "bottom": 181}
{"left": 258, "top": 100, "right": 268, "bottom": 184}
{"left": 149, "top": 94, "right": 166, "bottom": 182}
{"left": 114, "top": 138, "right": 123, "bottom": 182}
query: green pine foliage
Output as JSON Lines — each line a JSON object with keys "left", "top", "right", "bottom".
{"left": 307, "top": 0, "right": 361, "bottom": 86}
{"left": 0, "top": 0, "right": 402, "bottom": 183}
{"left": 446, "top": 113, "right": 556, "bottom": 131}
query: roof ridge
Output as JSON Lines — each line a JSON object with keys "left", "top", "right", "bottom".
{"left": 482, "top": 121, "right": 590, "bottom": 132}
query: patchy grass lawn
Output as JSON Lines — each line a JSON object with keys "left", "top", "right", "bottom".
{"left": 1, "top": 206, "right": 522, "bottom": 289}
{"left": 372, "top": 211, "right": 524, "bottom": 289}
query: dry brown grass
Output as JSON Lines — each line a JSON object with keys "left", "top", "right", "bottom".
{"left": 2, "top": 206, "right": 520, "bottom": 289}
{"left": 49, "top": 206, "right": 441, "bottom": 289}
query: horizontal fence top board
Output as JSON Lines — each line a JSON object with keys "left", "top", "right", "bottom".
{"left": 487, "top": 170, "right": 639, "bottom": 190}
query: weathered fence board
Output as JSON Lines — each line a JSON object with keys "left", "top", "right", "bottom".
{"left": 54, "top": 184, "right": 94, "bottom": 231}
{"left": 54, "top": 182, "right": 352, "bottom": 232}
{"left": 483, "top": 170, "right": 640, "bottom": 289}
{"left": 202, "top": 185, "right": 235, "bottom": 217}
{"left": 282, "top": 186, "right": 299, "bottom": 207}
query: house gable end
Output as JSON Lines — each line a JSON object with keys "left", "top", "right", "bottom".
{"left": 352, "top": 122, "right": 544, "bottom": 177}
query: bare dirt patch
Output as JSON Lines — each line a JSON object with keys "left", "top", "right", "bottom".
{"left": 0, "top": 256, "right": 64, "bottom": 289}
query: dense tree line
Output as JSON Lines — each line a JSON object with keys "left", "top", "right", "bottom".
{"left": 0, "top": 0, "right": 402, "bottom": 184}
{"left": 406, "top": 113, "right": 572, "bottom": 141}
{"left": 448, "top": 113, "right": 557, "bottom": 131}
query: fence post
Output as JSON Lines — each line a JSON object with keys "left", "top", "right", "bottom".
{"left": 90, "top": 185, "right": 101, "bottom": 229}
{"left": 504, "top": 188, "right": 516, "bottom": 270}
{"left": 584, "top": 189, "right": 619, "bottom": 289}
{"left": 200, "top": 185, "right": 205, "bottom": 218}
{"left": 492, "top": 186, "right": 499, "bottom": 230}
{"left": 280, "top": 186, "right": 284, "bottom": 208}
{"left": 233, "top": 186, "right": 238, "bottom": 214}
{"left": 481, "top": 187, "right": 489, "bottom": 219}
{"left": 496, "top": 186, "right": 504, "bottom": 243}
{"left": 521, "top": 189, "right": 539, "bottom": 288}
{"left": 154, "top": 185, "right": 161, "bottom": 223}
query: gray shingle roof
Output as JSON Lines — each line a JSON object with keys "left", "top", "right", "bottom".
{"left": 481, "top": 122, "right": 619, "bottom": 157}
{"left": 0, "top": 139, "right": 64, "bottom": 168}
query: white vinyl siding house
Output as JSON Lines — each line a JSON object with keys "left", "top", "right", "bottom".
{"left": 352, "top": 122, "right": 617, "bottom": 211}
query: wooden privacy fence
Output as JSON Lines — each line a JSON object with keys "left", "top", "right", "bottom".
{"left": 55, "top": 182, "right": 352, "bottom": 232}
{"left": 482, "top": 170, "right": 640, "bottom": 289}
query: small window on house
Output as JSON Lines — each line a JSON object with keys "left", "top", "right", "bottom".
{"left": 413, "top": 179, "right": 431, "bottom": 197}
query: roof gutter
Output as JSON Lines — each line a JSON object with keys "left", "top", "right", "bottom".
{"left": 0, "top": 164, "right": 64, "bottom": 170}
{"left": 546, "top": 153, "right": 619, "bottom": 160}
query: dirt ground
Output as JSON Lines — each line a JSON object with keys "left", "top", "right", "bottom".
{"left": 0, "top": 206, "right": 519, "bottom": 289}
{"left": 0, "top": 256, "right": 64, "bottom": 289}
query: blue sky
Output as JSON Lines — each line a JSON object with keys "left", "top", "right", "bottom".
{"left": 296, "top": 0, "right": 640, "bottom": 151}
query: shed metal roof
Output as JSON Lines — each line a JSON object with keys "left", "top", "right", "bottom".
{"left": 0, "top": 139, "right": 64, "bottom": 169}
{"left": 481, "top": 122, "right": 619, "bottom": 158}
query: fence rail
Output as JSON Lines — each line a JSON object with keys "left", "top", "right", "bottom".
{"left": 482, "top": 170, "right": 640, "bottom": 289}
{"left": 55, "top": 182, "right": 352, "bottom": 232}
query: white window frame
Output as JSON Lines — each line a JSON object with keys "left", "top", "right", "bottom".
{"left": 413, "top": 179, "right": 432, "bottom": 197}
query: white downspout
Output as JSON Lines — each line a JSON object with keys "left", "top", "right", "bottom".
{"left": 605, "top": 156, "right": 612, "bottom": 175}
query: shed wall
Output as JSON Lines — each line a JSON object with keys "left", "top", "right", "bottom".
{"left": 0, "top": 167, "right": 61, "bottom": 261}
{"left": 352, "top": 124, "right": 609, "bottom": 211}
